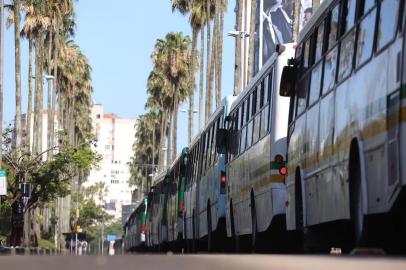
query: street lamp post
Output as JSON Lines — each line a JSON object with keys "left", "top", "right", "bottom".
{"left": 179, "top": 108, "right": 198, "bottom": 144}
{"left": 228, "top": 30, "right": 250, "bottom": 94}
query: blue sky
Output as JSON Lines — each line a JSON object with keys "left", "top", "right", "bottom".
{"left": 3, "top": 0, "right": 236, "bottom": 153}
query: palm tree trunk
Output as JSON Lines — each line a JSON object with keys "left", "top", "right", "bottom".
{"left": 234, "top": 0, "right": 243, "bottom": 95}
{"left": 51, "top": 26, "right": 59, "bottom": 151}
{"left": 26, "top": 39, "right": 34, "bottom": 153}
{"left": 33, "top": 36, "right": 44, "bottom": 155}
{"left": 14, "top": 0, "right": 22, "bottom": 155}
{"left": 216, "top": 7, "right": 224, "bottom": 106}
{"left": 205, "top": 0, "right": 212, "bottom": 123}
{"left": 199, "top": 27, "right": 205, "bottom": 131}
{"left": 247, "top": 0, "right": 257, "bottom": 82}
{"left": 47, "top": 31, "right": 53, "bottom": 159}
{"left": 172, "top": 96, "right": 178, "bottom": 162}
{"left": 159, "top": 110, "right": 167, "bottom": 167}
{"left": 211, "top": 1, "right": 219, "bottom": 108}
{"left": 189, "top": 28, "right": 198, "bottom": 144}
{"left": 167, "top": 112, "right": 172, "bottom": 165}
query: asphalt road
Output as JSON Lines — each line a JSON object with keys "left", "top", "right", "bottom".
{"left": 1, "top": 254, "right": 406, "bottom": 270}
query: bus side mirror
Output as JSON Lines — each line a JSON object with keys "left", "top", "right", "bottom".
{"left": 216, "top": 129, "right": 228, "bottom": 154}
{"left": 280, "top": 66, "right": 297, "bottom": 97}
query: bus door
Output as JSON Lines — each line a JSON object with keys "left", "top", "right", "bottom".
{"left": 387, "top": 18, "right": 405, "bottom": 193}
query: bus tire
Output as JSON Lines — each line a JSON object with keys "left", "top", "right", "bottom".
{"left": 230, "top": 201, "right": 239, "bottom": 253}
{"left": 349, "top": 141, "right": 365, "bottom": 249}
{"left": 184, "top": 214, "right": 189, "bottom": 253}
{"left": 207, "top": 202, "right": 213, "bottom": 252}
{"left": 251, "top": 192, "right": 258, "bottom": 253}
{"left": 192, "top": 210, "right": 196, "bottom": 253}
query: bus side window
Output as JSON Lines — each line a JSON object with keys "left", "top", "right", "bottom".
{"left": 267, "top": 69, "right": 273, "bottom": 102}
{"left": 240, "top": 125, "right": 247, "bottom": 154}
{"left": 246, "top": 120, "right": 253, "bottom": 149}
{"left": 338, "top": 29, "right": 355, "bottom": 82}
{"left": 263, "top": 75, "right": 269, "bottom": 106}
{"left": 315, "top": 23, "right": 325, "bottom": 62}
{"left": 252, "top": 89, "right": 257, "bottom": 117}
{"left": 309, "top": 62, "right": 323, "bottom": 105}
{"left": 304, "top": 39, "right": 311, "bottom": 69}
{"left": 246, "top": 96, "right": 251, "bottom": 123}
{"left": 258, "top": 82, "right": 264, "bottom": 110}
{"left": 323, "top": 46, "right": 338, "bottom": 94}
{"left": 237, "top": 103, "right": 244, "bottom": 130}
{"left": 363, "top": 0, "right": 376, "bottom": 14}
{"left": 342, "top": 0, "right": 357, "bottom": 32}
{"left": 328, "top": 4, "right": 340, "bottom": 50}
{"left": 376, "top": 0, "right": 400, "bottom": 51}
{"left": 296, "top": 75, "right": 309, "bottom": 116}
{"left": 355, "top": 7, "right": 376, "bottom": 68}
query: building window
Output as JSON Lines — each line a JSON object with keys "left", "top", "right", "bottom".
{"left": 96, "top": 114, "right": 101, "bottom": 119}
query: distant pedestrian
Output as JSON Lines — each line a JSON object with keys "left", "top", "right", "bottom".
{"left": 81, "top": 241, "right": 88, "bottom": 255}
{"left": 10, "top": 189, "right": 25, "bottom": 247}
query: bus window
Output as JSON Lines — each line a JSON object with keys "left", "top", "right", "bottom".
{"left": 259, "top": 82, "right": 264, "bottom": 109}
{"left": 252, "top": 89, "right": 257, "bottom": 116}
{"left": 295, "top": 44, "right": 303, "bottom": 70}
{"left": 261, "top": 104, "right": 269, "bottom": 136}
{"left": 240, "top": 126, "right": 247, "bottom": 153}
{"left": 238, "top": 103, "right": 245, "bottom": 129}
{"left": 376, "top": 0, "right": 399, "bottom": 51}
{"left": 246, "top": 96, "right": 251, "bottom": 123}
{"left": 267, "top": 69, "right": 273, "bottom": 102}
{"left": 315, "top": 24, "right": 325, "bottom": 62}
{"left": 363, "top": 0, "right": 376, "bottom": 14}
{"left": 231, "top": 110, "right": 236, "bottom": 132}
{"left": 304, "top": 39, "right": 311, "bottom": 69}
{"left": 296, "top": 75, "right": 309, "bottom": 116}
{"left": 322, "top": 46, "right": 338, "bottom": 94}
{"left": 254, "top": 113, "right": 261, "bottom": 143}
{"left": 309, "top": 62, "right": 323, "bottom": 105}
{"left": 263, "top": 75, "right": 269, "bottom": 105}
{"left": 338, "top": 29, "right": 355, "bottom": 82}
{"left": 356, "top": 8, "right": 376, "bottom": 68}
{"left": 246, "top": 120, "right": 253, "bottom": 149}
{"left": 328, "top": 4, "right": 340, "bottom": 50}
{"left": 344, "top": 0, "right": 357, "bottom": 32}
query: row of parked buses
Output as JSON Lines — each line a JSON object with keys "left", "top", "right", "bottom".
{"left": 124, "top": 0, "right": 406, "bottom": 254}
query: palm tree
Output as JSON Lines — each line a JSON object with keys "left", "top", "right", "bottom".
{"left": 151, "top": 32, "right": 192, "bottom": 162}
{"left": 205, "top": 0, "right": 212, "bottom": 122}
{"left": 172, "top": 0, "right": 205, "bottom": 143}
{"left": 6, "top": 1, "right": 22, "bottom": 154}
{"left": 215, "top": 0, "right": 225, "bottom": 107}
{"left": 13, "top": 0, "right": 22, "bottom": 155}
{"left": 44, "top": 0, "right": 74, "bottom": 157}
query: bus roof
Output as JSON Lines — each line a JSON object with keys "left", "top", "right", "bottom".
{"left": 188, "top": 95, "right": 235, "bottom": 148}
{"left": 297, "top": 0, "right": 334, "bottom": 44}
{"left": 230, "top": 49, "right": 280, "bottom": 113}
{"left": 152, "top": 170, "right": 167, "bottom": 187}
{"left": 125, "top": 199, "right": 145, "bottom": 225}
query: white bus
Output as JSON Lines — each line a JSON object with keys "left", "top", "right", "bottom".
{"left": 184, "top": 96, "right": 236, "bottom": 252}
{"left": 280, "top": 0, "right": 406, "bottom": 252}
{"left": 217, "top": 44, "right": 295, "bottom": 252}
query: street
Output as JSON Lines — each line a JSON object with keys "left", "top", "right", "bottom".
{"left": 1, "top": 254, "right": 406, "bottom": 270}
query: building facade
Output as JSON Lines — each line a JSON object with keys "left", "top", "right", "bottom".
{"left": 84, "top": 104, "right": 136, "bottom": 219}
